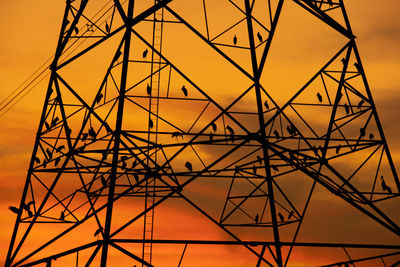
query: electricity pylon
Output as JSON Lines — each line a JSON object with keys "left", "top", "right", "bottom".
{"left": 6, "top": 0, "right": 400, "bottom": 266}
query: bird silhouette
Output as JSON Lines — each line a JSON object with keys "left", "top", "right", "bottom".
{"left": 22, "top": 203, "right": 33, "bottom": 217}
{"left": 316, "top": 92, "right": 323, "bottom": 103}
{"left": 95, "top": 93, "right": 103, "bottom": 104}
{"left": 336, "top": 144, "right": 341, "bottom": 154}
{"left": 344, "top": 103, "right": 349, "bottom": 114}
{"left": 102, "top": 151, "right": 107, "bottom": 160}
{"left": 257, "top": 32, "right": 262, "bottom": 42}
{"left": 264, "top": 100, "right": 269, "bottom": 110}
{"left": 185, "top": 161, "right": 193, "bottom": 172}
{"left": 132, "top": 160, "right": 137, "bottom": 168}
{"left": 82, "top": 133, "right": 89, "bottom": 142}
{"left": 9, "top": 206, "right": 20, "bottom": 214}
{"left": 288, "top": 210, "right": 294, "bottom": 220}
{"left": 94, "top": 227, "right": 103, "bottom": 237}
{"left": 54, "top": 157, "right": 61, "bottom": 166}
{"left": 278, "top": 212, "right": 284, "bottom": 222}
{"left": 100, "top": 176, "right": 107, "bottom": 186}
{"left": 46, "top": 148, "right": 53, "bottom": 159}
{"left": 172, "top": 131, "right": 184, "bottom": 138}
{"left": 211, "top": 122, "right": 217, "bottom": 132}
{"left": 60, "top": 211, "right": 65, "bottom": 221}
{"left": 121, "top": 161, "right": 127, "bottom": 169}
{"left": 181, "top": 85, "right": 188, "bottom": 97}
{"left": 253, "top": 165, "right": 257, "bottom": 175}
{"left": 88, "top": 127, "right": 97, "bottom": 139}
{"left": 255, "top": 213, "right": 259, "bottom": 223}
{"left": 354, "top": 62, "right": 361, "bottom": 72}
{"left": 226, "top": 125, "right": 235, "bottom": 142}
{"left": 34, "top": 157, "right": 40, "bottom": 164}
{"left": 369, "top": 133, "right": 374, "bottom": 140}
{"left": 234, "top": 165, "right": 240, "bottom": 174}
{"left": 257, "top": 155, "right": 262, "bottom": 164}
{"left": 233, "top": 35, "right": 237, "bottom": 45}
{"left": 44, "top": 121, "right": 50, "bottom": 131}
{"left": 133, "top": 173, "right": 139, "bottom": 182}
{"left": 271, "top": 165, "right": 279, "bottom": 172}
{"left": 341, "top": 58, "right": 346, "bottom": 65}
{"left": 74, "top": 26, "right": 79, "bottom": 35}
{"left": 105, "top": 22, "right": 110, "bottom": 33}
{"left": 226, "top": 125, "right": 234, "bottom": 135}
{"left": 360, "top": 127, "right": 365, "bottom": 138}
{"left": 291, "top": 125, "right": 297, "bottom": 136}
{"left": 147, "top": 84, "right": 152, "bottom": 95}
{"left": 381, "top": 176, "right": 392, "bottom": 194}
{"left": 273, "top": 130, "right": 280, "bottom": 139}
{"left": 51, "top": 117, "right": 59, "bottom": 127}
{"left": 56, "top": 145, "right": 65, "bottom": 152}
{"left": 327, "top": 0, "right": 333, "bottom": 6}
{"left": 357, "top": 99, "right": 364, "bottom": 109}
{"left": 286, "top": 125, "right": 294, "bottom": 136}
{"left": 143, "top": 49, "right": 148, "bottom": 58}
{"left": 149, "top": 118, "right": 154, "bottom": 129}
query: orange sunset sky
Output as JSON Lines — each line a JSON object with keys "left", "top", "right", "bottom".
{"left": 1, "top": 0, "right": 400, "bottom": 266}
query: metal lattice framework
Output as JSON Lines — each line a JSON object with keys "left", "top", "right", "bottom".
{"left": 6, "top": 0, "right": 400, "bottom": 266}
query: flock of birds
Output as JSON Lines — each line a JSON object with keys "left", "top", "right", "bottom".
{"left": 8, "top": 27, "right": 395, "bottom": 231}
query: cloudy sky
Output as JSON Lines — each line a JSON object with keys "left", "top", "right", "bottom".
{"left": 0, "top": 0, "right": 400, "bottom": 266}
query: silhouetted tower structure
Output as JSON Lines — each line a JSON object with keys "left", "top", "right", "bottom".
{"left": 6, "top": 0, "right": 400, "bottom": 266}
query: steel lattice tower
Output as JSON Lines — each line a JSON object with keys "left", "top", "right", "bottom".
{"left": 5, "top": 0, "right": 400, "bottom": 266}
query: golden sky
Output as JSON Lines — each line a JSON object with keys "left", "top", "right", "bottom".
{"left": 1, "top": 0, "right": 400, "bottom": 266}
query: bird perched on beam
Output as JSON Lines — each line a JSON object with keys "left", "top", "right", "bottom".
{"left": 211, "top": 122, "right": 217, "bottom": 132}
{"left": 9, "top": 206, "right": 20, "bottom": 214}
{"left": 381, "top": 176, "right": 392, "bottom": 194}
{"left": 253, "top": 165, "right": 257, "bottom": 175}
{"left": 357, "top": 99, "right": 364, "bottom": 109}
{"left": 257, "top": 32, "right": 262, "bottom": 42}
{"left": 264, "top": 100, "right": 269, "bottom": 110}
{"left": 146, "top": 84, "right": 152, "bottom": 95}
{"left": 288, "top": 210, "right": 294, "bottom": 220}
{"left": 143, "top": 49, "right": 148, "bottom": 59}
{"left": 344, "top": 103, "right": 349, "bottom": 114}
{"left": 185, "top": 161, "right": 193, "bottom": 172}
{"left": 226, "top": 125, "right": 235, "bottom": 142}
{"left": 105, "top": 22, "right": 110, "bottom": 34}
{"left": 316, "top": 92, "right": 323, "bottom": 103}
{"left": 273, "top": 130, "right": 280, "bottom": 139}
{"left": 95, "top": 92, "right": 103, "bottom": 104}
{"left": 181, "top": 85, "right": 188, "bottom": 97}
{"left": 278, "top": 212, "right": 284, "bottom": 222}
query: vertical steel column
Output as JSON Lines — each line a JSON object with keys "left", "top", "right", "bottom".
{"left": 5, "top": 1, "right": 74, "bottom": 265}
{"left": 244, "top": 0, "right": 284, "bottom": 265}
{"left": 100, "top": 1, "right": 135, "bottom": 266}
